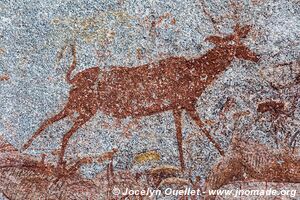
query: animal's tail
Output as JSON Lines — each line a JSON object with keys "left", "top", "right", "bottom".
{"left": 65, "top": 43, "right": 76, "bottom": 84}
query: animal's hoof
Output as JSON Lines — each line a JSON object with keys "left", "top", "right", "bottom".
{"left": 219, "top": 149, "right": 225, "bottom": 156}
{"left": 21, "top": 143, "right": 30, "bottom": 152}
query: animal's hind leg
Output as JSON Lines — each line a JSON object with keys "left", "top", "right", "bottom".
{"left": 22, "top": 109, "right": 69, "bottom": 151}
{"left": 57, "top": 112, "right": 95, "bottom": 167}
{"left": 185, "top": 105, "right": 224, "bottom": 156}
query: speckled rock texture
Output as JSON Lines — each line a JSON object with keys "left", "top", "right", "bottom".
{"left": 0, "top": 0, "right": 299, "bottom": 199}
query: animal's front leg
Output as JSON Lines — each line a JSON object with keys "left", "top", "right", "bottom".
{"left": 186, "top": 106, "right": 224, "bottom": 156}
{"left": 173, "top": 109, "right": 185, "bottom": 171}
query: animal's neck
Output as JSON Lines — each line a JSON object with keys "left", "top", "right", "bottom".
{"left": 189, "top": 46, "right": 234, "bottom": 80}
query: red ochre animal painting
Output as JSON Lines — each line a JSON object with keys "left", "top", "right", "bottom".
{"left": 22, "top": 24, "right": 259, "bottom": 170}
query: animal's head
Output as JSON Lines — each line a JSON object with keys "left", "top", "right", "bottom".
{"left": 205, "top": 24, "right": 260, "bottom": 63}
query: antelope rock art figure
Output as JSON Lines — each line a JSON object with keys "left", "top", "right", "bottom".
{"left": 23, "top": 24, "right": 259, "bottom": 170}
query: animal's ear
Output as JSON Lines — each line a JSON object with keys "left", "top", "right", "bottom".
{"left": 235, "top": 24, "right": 252, "bottom": 38}
{"left": 205, "top": 35, "right": 225, "bottom": 45}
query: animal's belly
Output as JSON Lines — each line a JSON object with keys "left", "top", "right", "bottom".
{"left": 98, "top": 82, "right": 174, "bottom": 118}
